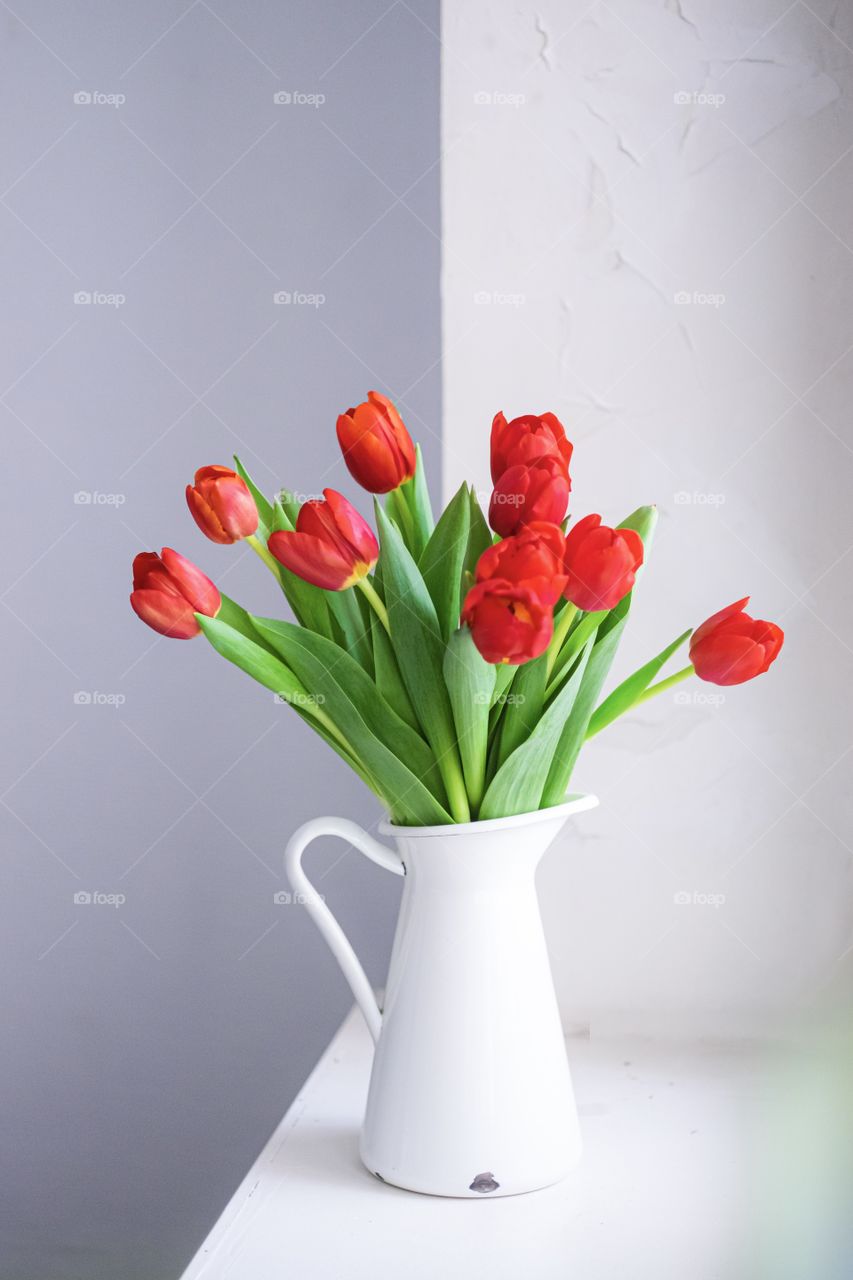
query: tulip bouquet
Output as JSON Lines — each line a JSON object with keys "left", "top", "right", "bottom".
{"left": 130, "top": 395, "right": 784, "bottom": 826}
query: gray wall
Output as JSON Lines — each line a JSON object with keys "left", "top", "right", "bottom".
{"left": 0, "top": 3, "right": 440, "bottom": 1276}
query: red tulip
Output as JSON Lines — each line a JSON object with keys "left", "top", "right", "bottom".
{"left": 186, "top": 465, "right": 258, "bottom": 544}
{"left": 268, "top": 489, "right": 378, "bottom": 591}
{"left": 690, "top": 598, "right": 784, "bottom": 686}
{"left": 336, "top": 391, "right": 416, "bottom": 493}
{"left": 130, "top": 548, "right": 221, "bottom": 639}
{"left": 475, "top": 521, "right": 566, "bottom": 605}
{"left": 489, "top": 457, "right": 570, "bottom": 536}
{"left": 462, "top": 579, "right": 554, "bottom": 665}
{"left": 490, "top": 411, "right": 573, "bottom": 483}
{"left": 562, "top": 514, "right": 644, "bottom": 612}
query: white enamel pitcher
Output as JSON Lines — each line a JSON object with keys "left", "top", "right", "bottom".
{"left": 285, "top": 793, "right": 598, "bottom": 1198}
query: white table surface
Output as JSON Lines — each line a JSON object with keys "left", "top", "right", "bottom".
{"left": 180, "top": 1010, "right": 787, "bottom": 1280}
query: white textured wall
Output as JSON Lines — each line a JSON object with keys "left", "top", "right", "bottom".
{"left": 442, "top": 0, "right": 853, "bottom": 1033}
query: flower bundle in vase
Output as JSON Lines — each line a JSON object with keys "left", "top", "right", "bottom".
{"left": 130, "top": 394, "right": 783, "bottom": 827}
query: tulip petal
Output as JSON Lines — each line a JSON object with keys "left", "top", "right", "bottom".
{"left": 130, "top": 588, "right": 200, "bottom": 639}
{"left": 268, "top": 530, "right": 362, "bottom": 591}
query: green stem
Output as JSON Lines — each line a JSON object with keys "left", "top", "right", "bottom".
{"left": 442, "top": 753, "right": 471, "bottom": 824}
{"left": 585, "top": 664, "right": 695, "bottom": 739}
{"left": 356, "top": 577, "right": 391, "bottom": 634}
{"left": 388, "top": 486, "right": 416, "bottom": 549}
{"left": 246, "top": 533, "right": 281, "bottom": 578}
{"left": 545, "top": 603, "right": 578, "bottom": 680}
{"left": 633, "top": 664, "right": 695, "bottom": 704}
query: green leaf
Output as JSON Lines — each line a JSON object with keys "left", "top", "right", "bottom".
{"left": 418, "top": 483, "right": 470, "bottom": 639}
{"left": 375, "top": 502, "right": 470, "bottom": 822}
{"left": 251, "top": 615, "right": 451, "bottom": 827}
{"left": 275, "top": 487, "right": 301, "bottom": 528}
{"left": 463, "top": 486, "right": 492, "bottom": 580}
{"left": 539, "top": 503, "right": 660, "bottom": 803}
{"left": 443, "top": 628, "right": 495, "bottom": 813}
{"left": 480, "top": 640, "right": 594, "bottom": 820}
{"left": 371, "top": 614, "right": 420, "bottom": 730}
{"left": 403, "top": 443, "right": 435, "bottom": 560}
{"left": 541, "top": 616, "right": 627, "bottom": 806}
{"left": 496, "top": 651, "right": 548, "bottom": 767}
{"left": 586, "top": 629, "right": 691, "bottom": 739}
{"left": 271, "top": 498, "right": 295, "bottom": 532}
{"left": 233, "top": 455, "right": 274, "bottom": 539}
{"left": 325, "top": 587, "right": 373, "bottom": 675}
{"left": 545, "top": 611, "right": 605, "bottom": 699}
{"left": 199, "top": 612, "right": 386, "bottom": 800}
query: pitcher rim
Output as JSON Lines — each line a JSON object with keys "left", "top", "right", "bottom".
{"left": 379, "top": 793, "right": 599, "bottom": 840}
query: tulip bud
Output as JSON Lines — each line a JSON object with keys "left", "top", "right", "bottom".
{"left": 130, "top": 548, "right": 221, "bottom": 639}
{"left": 562, "top": 514, "right": 644, "bottom": 612}
{"left": 475, "top": 521, "right": 567, "bottom": 605}
{"left": 268, "top": 488, "right": 379, "bottom": 591}
{"left": 462, "top": 578, "right": 555, "bottom": 665}
{"left": 336, "top": 391, "right": 416, "bottom": 494}
{"left": 489, "top": 457, "right": 570, "bottom": 537}
{"left": 186, "top": 465, "right": 259, "bottom": 544}
{"left": 690, "top": 598, "right": 784, "bottom": 686}
{"left": 490, "top": 411, "right": 573, "bottom": 483}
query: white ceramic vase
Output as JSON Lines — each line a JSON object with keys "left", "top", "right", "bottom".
{"left": 285, "top": 793, "right": 598, "bottom": 1198}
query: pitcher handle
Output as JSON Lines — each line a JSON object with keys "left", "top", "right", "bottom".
{"left": 285, "top": 817, "right": 404, "bottom": 1044}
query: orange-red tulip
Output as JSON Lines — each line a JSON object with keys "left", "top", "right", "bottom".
{"left": 490, "top": 411, "right": 573, "bottom": 483}
{"left": 268, "top": 489, "right": 378, "bottom": 591}
{"left": 186, "top": 465, "right": 258, "bottom": 544}
{"left": 130, "top": 548, "right": 221, "bottom": 639}
{"left": 690, "top": 598, "right": 784, "bottom": 686}
{"left": 336, "top": 391, "right": 416, "bottom": 493}
{"left": 562, "top": 514, "right": 644, "bottom": 612}
{"left": 462, "top": 579, "right": 554, "bottom": 665}
{"left": 475, "top": 521, "right": 567, "bottom": 605}
{"left": 489, "top": 457, "right": 570, "bottom": 537}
